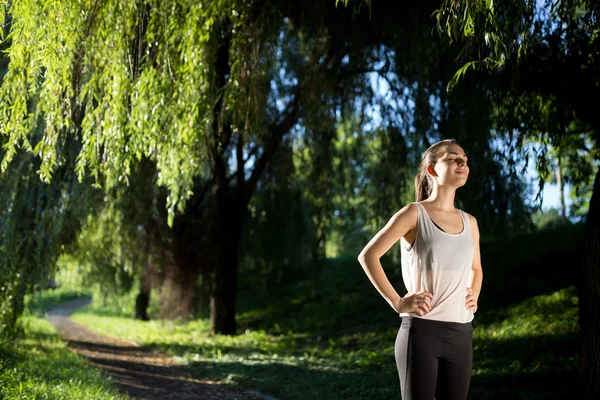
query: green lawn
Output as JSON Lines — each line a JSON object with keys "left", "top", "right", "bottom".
{"left": 0, "top": 316, "right": 123, "bottom": 400}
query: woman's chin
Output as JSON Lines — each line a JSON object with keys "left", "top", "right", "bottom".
{"left": 453, "top": 179, "right": 468, "bottom": 188}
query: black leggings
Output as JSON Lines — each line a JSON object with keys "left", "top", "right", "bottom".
{"left": 395, "top": 316, "right": 473, "bottom": 400}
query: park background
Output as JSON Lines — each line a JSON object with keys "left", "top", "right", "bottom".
{"left": 0, "top": 0, "right": 598, "bottom": 399}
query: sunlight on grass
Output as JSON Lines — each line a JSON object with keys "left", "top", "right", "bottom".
{"left": 0, "top": 316, "right": 122, "bottom": 400}
{"left": 474, "top": 285, "right": 579, "bottom": 340}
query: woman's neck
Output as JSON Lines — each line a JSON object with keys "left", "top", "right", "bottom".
{"left": 424, "top": 186, "right": 457, "bottom": 211}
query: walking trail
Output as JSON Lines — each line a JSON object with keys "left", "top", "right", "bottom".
{"left": 47, "top": 299, "right": 277, "bottom": 400}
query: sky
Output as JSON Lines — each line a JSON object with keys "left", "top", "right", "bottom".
{"left": 528, "top": 163, "right": 571, "bottom": 212}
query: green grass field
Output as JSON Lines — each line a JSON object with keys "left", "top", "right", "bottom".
{"left": 0, "top": 316, "right": 123, "bottom": 400}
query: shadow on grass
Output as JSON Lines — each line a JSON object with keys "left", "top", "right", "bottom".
{"left": 469, "top": 370, "right": 580, "bottom": 400}
{"left": 237, "top": 273, "right": 579, "bottom": 338}
{"left": 66, "top": 340, "right": 150, "bottom": 356}
{"left": 182, "top": 358, "right": 394, "bottom": 400}
{"left": 473, "top": 332, "right": 579, "bottom": 373}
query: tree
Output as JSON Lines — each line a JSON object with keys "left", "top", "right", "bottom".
{"left": 0, "top": 0, "right": 544, "bottom": 339}
{"left": 0, "top": 0, "right": 450, "bottom": 334}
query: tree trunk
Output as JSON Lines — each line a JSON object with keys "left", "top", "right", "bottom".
{"left": 192, "top": 268, "right": 213, "bottom": 318}
{"left": 158, "top": 261, "right": 199, "bottom": 320}
{"left": 210, "top": 191, "right": 244, "bottom": 335}
{"left": 557, "top": 153, "right": 566, "bottom": 221}
{"left": 135, "top": 221, "right": 158, "bottom": 321}
{"left": 134, "top": 287, "right": 150, "bottom": 321}
{"left": 579, "top": 165, "right": 600, "bottom": 399}
{"left": 159, "top": 209, "right": 214, "bottom": 320}
{"left": 134, "top": 264, "right": 153, "bottom": 321}
{"left": 202, "top": 12, "right": 301, "bottom": 334}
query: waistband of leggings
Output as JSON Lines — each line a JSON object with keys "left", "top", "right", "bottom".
{"left": 401, "top": 316, "right": 473, "bottom": 335}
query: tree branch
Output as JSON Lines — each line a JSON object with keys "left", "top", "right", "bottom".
{"left": 243, "top": 94, "right": 300, "bottom": 206}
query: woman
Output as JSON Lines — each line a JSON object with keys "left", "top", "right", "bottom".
{"left": 357, "top": 139, "right": 483, "bottom": 400}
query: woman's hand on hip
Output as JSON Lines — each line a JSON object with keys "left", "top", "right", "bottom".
{"left": 396, "top": 290, "right": 433, "bottom": 316}
{"left": 465, "top": 288, "right": 478, "bottom": 313}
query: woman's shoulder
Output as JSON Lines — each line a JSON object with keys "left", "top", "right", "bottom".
{"left": 391, "top": 203, "right": 419, "bottom": 226}
{"left": 401, "top": 202, "right": 420, "bottom": 215}
{"left": 460, "top": 210, "right": 477, "bottom": 222}
{"left": 459, "top": 210, "right": 479, "bottom": 231}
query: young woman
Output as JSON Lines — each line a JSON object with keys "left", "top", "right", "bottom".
{"left": 357, "top": 139, "right": 483, "bottom": 400}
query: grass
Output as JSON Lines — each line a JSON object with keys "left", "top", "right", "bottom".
{"left": 69, "top": 222, "right": 584, "bottom": 400}
{"left": 0, "top": 316, "right": 124, "bottom": 400}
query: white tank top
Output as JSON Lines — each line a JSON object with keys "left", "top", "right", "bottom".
{"left": 399, "top": 202, "right": 475, "bottom": 323}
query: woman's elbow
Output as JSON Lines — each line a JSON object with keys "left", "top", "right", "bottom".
{"left": 357, "top": 252, "right": 365, "bottom": 264}
{"left": 357, "top": 249, "right": 367, "bottom": 263}
{"left": 358, "top": 249, "right": 376, "bottom": 264}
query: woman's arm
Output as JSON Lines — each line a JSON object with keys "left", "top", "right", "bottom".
{"left": 467, "top": 214, "right": 483, "bottom": 311}
{"left": 357, "top": 203, "right": 418, "bottom": 313}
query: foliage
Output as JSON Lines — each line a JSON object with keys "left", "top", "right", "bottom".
{"left": 553, "top": 131, "right": 599, "bottom": 217}
{"left": 69, "top": 204, "right": 142, "bottom": 296}
{"left": 0, "top": 0, "right": 541, "bottom": 226}
{"left": 0, "top": 151, "right": 96, "bottom": 337}
{"left": 532, "top": 208, "right": 570, "bottom": 230}
{"left": 2, "top": 0, "right": 218, "bottom": 223}
{"left": 425, "top": 0, "right": 600, "bottom": 242}
{"left": 434, "top": 0, "right": 535, "bottom": 91}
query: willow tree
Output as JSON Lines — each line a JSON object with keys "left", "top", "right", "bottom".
{"left": 0, "top": 0, "right": 426, "bottom": 333}
{"left": 0, "top": 0, "right": 539, "bottom": 336}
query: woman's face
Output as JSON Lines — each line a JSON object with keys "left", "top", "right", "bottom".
{"left": 430, "top": 144, "right": 469, "bottom": 187}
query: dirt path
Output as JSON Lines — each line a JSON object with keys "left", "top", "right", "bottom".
{"left": 47, "top": 299, "right": 277, "bottom": 400}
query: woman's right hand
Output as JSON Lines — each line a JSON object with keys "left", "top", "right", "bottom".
{"left": 396, "top": 290, "right": 433, "bottom": 316}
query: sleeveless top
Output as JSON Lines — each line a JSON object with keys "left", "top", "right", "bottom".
{"left": 399, "top": 202, "right": 475, "bottom": 323}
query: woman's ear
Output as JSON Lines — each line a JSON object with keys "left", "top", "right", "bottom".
{"left": 426, "top": 164, "right": 437, "bottom": 177}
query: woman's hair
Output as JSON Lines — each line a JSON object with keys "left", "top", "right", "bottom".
{"left": 415, "top": 139, "right": 457, "bottom": 202}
